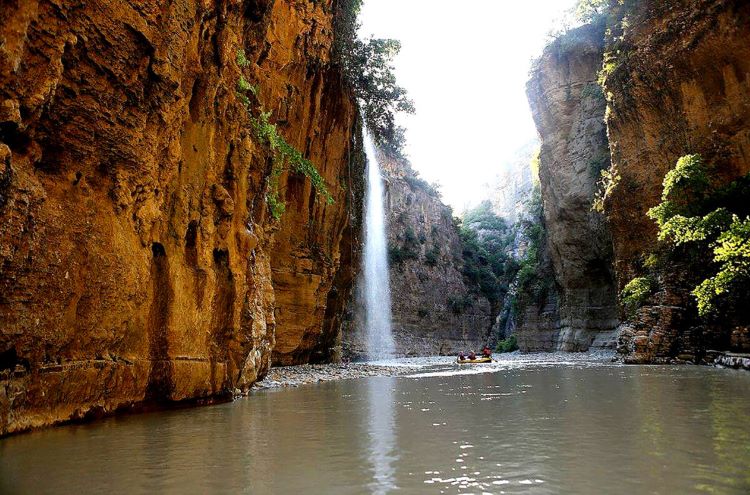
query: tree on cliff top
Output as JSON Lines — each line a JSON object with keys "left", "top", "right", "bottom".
{"left": 334, "top": 0, "right": 415, "bottom": 159}
{"left": 574, "top": 0, "right": 608, "bottom": 23}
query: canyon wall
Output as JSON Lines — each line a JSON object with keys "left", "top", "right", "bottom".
{"left": 489, "top": 141, "right": 536, "bottom": 226}
{"left": 0, "top": 0, "right": 361, "bottom": 435}
{"left": 524, "top": 22, "right": 619, "bottom": 351}
{"left": 343, "top": 155, "right": 494, "bottom": 358}
{"left": 602, "top": 0, "right": 750, "bottom": 362}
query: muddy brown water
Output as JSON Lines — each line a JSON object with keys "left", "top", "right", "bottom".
{"left": 1, "top": 356, "right": 749, "bottom": 494}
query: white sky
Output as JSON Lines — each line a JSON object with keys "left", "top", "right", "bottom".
{"left": 360, "top": 0, "right": 578, "bottom": 212}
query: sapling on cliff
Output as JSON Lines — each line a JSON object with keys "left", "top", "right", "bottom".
{"left": 634, "top": 154, "right": 750, "bottom": 318}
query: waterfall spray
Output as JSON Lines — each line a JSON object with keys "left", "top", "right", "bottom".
{"left": 363, "top": 133, "right": 395, "bottom": 360}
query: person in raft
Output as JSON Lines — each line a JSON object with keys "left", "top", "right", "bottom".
{"left": 482, "top": 346, "right": 492, "bottom": 358}
{"left": 458, "top": 351, "right": 466, "bottom": 361}
{"left": 468, "top": 351, "right": 477, "bottom": 360}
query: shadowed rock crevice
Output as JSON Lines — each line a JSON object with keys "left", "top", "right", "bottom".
{"left": 146, "top": 242, "right": 174, "bottom": 402}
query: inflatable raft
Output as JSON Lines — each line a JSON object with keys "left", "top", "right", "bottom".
{"left": 456, "top": 357, "right": 493, "bottom": 364}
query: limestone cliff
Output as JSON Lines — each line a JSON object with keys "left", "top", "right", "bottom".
{"left": 524, "top": 22, "right": 619, "bottom": 351}
{"left": 601, "top": 0, "right": 750, "bottom": 362}
{"left": 343, "top": 155, "right": 494, "bottom": 357}
{"left": 0, "top": 0, "right": 362, "bottom": 435}
{"left": 489, "top": 141, "right": 536, "bottom": 226}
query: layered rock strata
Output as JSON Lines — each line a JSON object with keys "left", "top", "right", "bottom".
{"left": 0, "top": 0, "right": 361, "bottom": 435}
{"left": 524, "top": 22, "right": 619, "bottom": 351}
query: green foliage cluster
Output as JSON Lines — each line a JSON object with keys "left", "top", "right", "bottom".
{"left": 388, "top": 226, "right": 421, "bottom": 265}
{"left": 592, "top": 168, "right": 621, "bottom": 213}
{"left": 236, "top": 49, "right": 332, "bottom": 220}
{"left": 250, "top": 110, "right": 333, "bottom": 219}
{"left": 405, "top": 173, "right": 440, "bottom": 197}
{"left": 236, "top": 48, "right": 250, "bottom": 68}
{"left": 238, "top": 76, "right": 258, "bottom": 97}
{"left": 458, "top": 201, "right": 516, "bottom": 306}
{"left": 574, "top": 0, "right": 608, "bottom": 23}
{"left": 645, "top": 154, "right": 750, "bottom": 317}
{"left": 387, "top": 244, "right": 418, "bottom": 265}
{"left": 333, "top": 1, "right": 414, "bottom": 158}
{"left": 621, "top": 276, "right": 654, "bottom": 315}
{"left": 693, "top": 218, "right": 750, "bottom": 315}
{"left": 424, "top": 245, "right": 441, "bottom": 267}
{"left": 496, "top": 335, "right": 519, "bottom": 353}
{"left": 448, "top": 295, "right": 473, "bottom": 315}
{"left": 581, "top": 82, "right": 605, "bottom": 101}
{"left": 514, "top": 189, "right": 552, "bottom": 308}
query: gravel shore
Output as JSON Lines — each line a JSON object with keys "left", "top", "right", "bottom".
{"left": 253, "top": 351, "right": 618, "bottom": 390}
{"left": 253, "top": 362, "right": 421, "bottom": 389}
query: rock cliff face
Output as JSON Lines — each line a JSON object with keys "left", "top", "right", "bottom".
{"left": 343, "top": 155, "right": 494, "bottom": 357}
{"left": 0, "top": 0, "right": 361, "bottom": 435}
{"left": 524, "top": 22, "right": 619, "bottom": 351}
{"left": 490, "top": 141, "right": 536, "bottom": 226}
{"left": 602, "top": 0, "right": 750, "bottom": 362}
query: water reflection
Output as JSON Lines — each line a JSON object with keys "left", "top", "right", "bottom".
{"left": 365, "top": 376, "right": 398, "bottom": 494}
{"left": 1, "top": 362, "right": 749, "bottom": 494}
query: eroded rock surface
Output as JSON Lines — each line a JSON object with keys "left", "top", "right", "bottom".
{"left": 0, "top": 0, "right": 360, "bottom": 435}
{"left": 602, "top": 0, "right": 750, "bottom": 362}
{"left": 524, "top": 22, "right": 619, "bottom": 351}
{"left": 343, "top": 154, "right": 494, "bottom": 358}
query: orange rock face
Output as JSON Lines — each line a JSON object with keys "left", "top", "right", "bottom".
{"left": 603, "top": 0, "right": 750, "bottom": 361}
{"left": 0, "top": 0, "right": 361, "bottom": 435}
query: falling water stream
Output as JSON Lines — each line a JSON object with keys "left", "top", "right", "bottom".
{"left": 363, "top": 133, "right": 395, "bottom": 360}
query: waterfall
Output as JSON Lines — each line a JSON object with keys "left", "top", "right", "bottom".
{"left": 363, "top": 133, "right": 395, "bottom": 361}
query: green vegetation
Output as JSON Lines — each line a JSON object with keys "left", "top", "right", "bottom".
{"left": 513, "top": 188, "right": 553, "bottom": 310}
{"left": 236, "top": 48, "right": 250, "bottom": 68}
{"left": 496, "top": 335, "right": 519, "bottom": 353}
{"left": 592, "top": 167, "right": 621, "bottom": 213}
{"left": 235, "top": 48, "right": 332, "bottom": 220}
{"left": 692, "top": 218, "right": 750, "bottom": 316}
{"left": 581, "top": 82, "right": 605, "bottom": 102}
{"left": 574, "top": 0, "right": 608, "bottom": 23}
{"left": 448, "top": 295, "right": 473, "bottom": 315}
{"left": 458, "top": 201, "right": 516, "bottom": 306}
{"left": 249, "top": 110, "right": 333, "bottom": 220}
{"left": 333, "top": 0, "right": 414, "bottom": 158}
{"left": 238, "top": 76, "right": 258, "bottom": 96}
{"left": 388, "top": 227, "right": 420, "bottom": 265}
{"left": 621, "top": 276, "right": 654, "bottom": 315}
{"left": 424, "top": 245, "right": 441, "bottom": 267}
{"left": 405, "top": 173, "right": 440, "bottom": 197}
{"left": 643, "top": 154, "right": 750, "bottom": 317}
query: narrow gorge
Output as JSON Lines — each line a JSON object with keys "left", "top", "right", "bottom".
{"left": 0, "top": 0, "right": 749, "bottom": 465}
{"left": 2, "top": 1, "right": 750, "bottom": 492}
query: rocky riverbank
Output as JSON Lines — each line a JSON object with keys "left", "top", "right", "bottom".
{"left": 252, "top": 351, "right": 622, "bottom": 389}
{"left": 253, "top": 362, "right": 422, "bottom": 389}
{"left": 251, "top": 348, "right": 750, "bottom": 392}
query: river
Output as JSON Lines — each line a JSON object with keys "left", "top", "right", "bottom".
{"left": 1, "top": 355, "right": 749, "bottom": 494}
